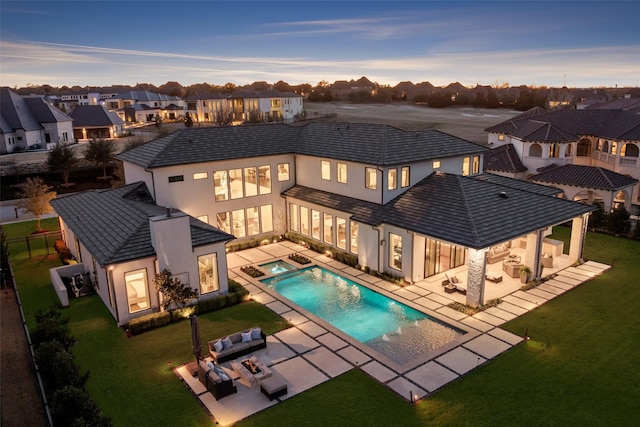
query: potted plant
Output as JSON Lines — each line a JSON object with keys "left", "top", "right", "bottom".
{"left": 519, "top": 266, "right": 532, "bottom": 284}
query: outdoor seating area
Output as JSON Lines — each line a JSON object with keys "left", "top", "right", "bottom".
{"left": 208, "top": 327, "right": 267, "bottom": 363}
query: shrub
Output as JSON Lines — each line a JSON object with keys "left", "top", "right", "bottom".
{"left": 240, "top": 265, "right": 265, "bottom": 278}
{"left": 448, "top": 298, "right": 502, "bottom": 315}
{"left": 50, "top": 386, "right": 112, "bottom": 427}
{"left": 285, "top": 232, "right": 358, "bottom": 267}
{"left": 35, "top": 340, "right": 88, "bottom": 394}
{"left": 31, "top": 307, "right": 74, "bottom": 349}
{"left": 288, "top": 253, "right": 311, "bottom": 264}
{"left": 127, "top": 279, "right": 250, "bottom": 335}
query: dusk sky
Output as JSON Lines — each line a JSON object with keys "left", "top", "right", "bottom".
{"left": 1, "top": 1, "right": 639, "bottom": 89}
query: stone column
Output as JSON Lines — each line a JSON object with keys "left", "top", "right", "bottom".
{"left": 465, "top": 248, "right": 487, "bottom": 307}
{"left": 569, "top": 214, "right": 588, "bottom": 262}
{"left": 524, "top": 230, "right": 544, "bottom": 280}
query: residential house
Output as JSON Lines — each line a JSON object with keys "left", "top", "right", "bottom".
{"left": 185, "top": 90, "right": 303, "bottom": 125}
{"left": 117, "top": 122, "right": 593, "bottom": 307}
{"left": 50, "top": 182, "right": 234, "bottom": 326}
{"left": 485, "top": 107, "right": 640, "bottom": 213}
{"left": 0, "top": 87, "right": 73, "bottom": 153}
{"left": 68, "top": 105, "right": 125, "bottom": 140}
{"left": 105, "top": 90, "right": 185, "bottom": 123}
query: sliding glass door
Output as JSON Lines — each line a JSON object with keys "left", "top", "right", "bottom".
{"left": 425, "top": 238, "right": 467, "bottom": 277}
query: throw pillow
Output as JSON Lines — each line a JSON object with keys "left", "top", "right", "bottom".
{"left": 241, "top": 331, "right": 252, "bottom": 342}
{"left": 213, "top": 339, "right": 223, "bottom": 353}
{"left": 221, "top": 336, "right": 233, "bottom": 349}
{"left": 251, "top": 327, "right": 262, "bottom": 340}
{"left": 207, "top": 361, "right": 215, "bottom": 371}
{"left": 214, "top": 367, "right": 229, "bottom": 382}
{"left": 452, "top": 276, "right": 460, "bottom": 284}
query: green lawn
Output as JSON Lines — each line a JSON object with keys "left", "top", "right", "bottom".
{"left": 7, "top": 219, "right": 640, "bottom": 426}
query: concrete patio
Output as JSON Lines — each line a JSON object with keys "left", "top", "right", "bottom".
{"left": 176, "top": 241, "right": 610, "bottom": 426}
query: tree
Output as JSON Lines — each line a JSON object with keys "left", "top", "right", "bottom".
{"left": 15, "top": 177, "right": 56, "bottom": 232}
{"left": 154, "top": 269, "right": 198, "bottom": 315}
{"left": 84, "top": 138, "right": 116, "bottom": 179}
{"left": 184, "top": 112, "right": 194, "bottom": 127}
{"left": 47, "top": 142, "right": 78, "bottom": 186}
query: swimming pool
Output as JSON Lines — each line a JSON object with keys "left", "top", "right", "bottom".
{"left": 261, "top": 266, "right": 466, "bottom": 365}
{"left": 259, "top": 260, "right": 297, "bottom": 275}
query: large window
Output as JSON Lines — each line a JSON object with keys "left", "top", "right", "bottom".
{"left": 401, "top": 166, "right": 410, "bottom": 187}
{"left": 232, "top": 209, "right": 245, "bottom": 237}
{"left": 529, "top": 144, "right": 542, "bottom": 157}
{"left": 229, "top": 169, "right": 243, "bottom": 199}
{"left": 321, "top": 160, "right": 331, "bottom": 180}
{"left": 278, "top": 163, "right": 290, "bottom": 181}
{"left": 365, "top": 167, "right": 377, "bottom": 189}
{"left": 259, "top": 165, "right": 271, "bottom": 194}
{"left": 125, "top": 269, "right": 149, "bottom": 313}
{"left": 323, "top": 213, "right": 333, "bottom": 244}
{"left": 336, "top": 217, "right": 346, "bottom": 250}
{"left": 198, "top": 253, "right": 219, "bottom": 294}
{"left": 289, "top": 203, "right": 299, "bottom": 232}
{"left": 472, "top": 155, "right": 480, "bottom": 174}
{"left": 311, "top": 210, "right": 320, "bottom": 239}
{"left": 337, "top": 163, "right": 347, "bottom": 184}
{"left": 462, "top": 157, "right": 470, "bottom": 176}
{"left": 246, "top": 207, "right": 259, "bottom": 236}
{"left": 611, "top": 142, "right": 618, "bottom": 155}
{"left": 424, "top": 238, "right": 467, "bottom": 277}
{"left": 548, "top": 144, "right": 560, "bottom": 158}
{"left": 621, "top": 143, "right": 639, "bottom": 157}
{"left": 244, "top": 167, "right": 258, "bottom": 197}
{"left": 261, "top": 205, "right": 273, "bottom": 233}
{"left": 216, "top": 212, "right": 231, "bottom": 234}
{"left": 300, "top": 206, "right": 309, "bottom": 235}
{"left": 388, "top": 168, "right": 397, "bottom": 190}
{"left": 390, "top": 233, "right": 402, "bottom": 270}
{"left": 214, "top": 171, "right": 228, "bottom": 201}
{"left": 350, "top": 221, "right": 358, "bottom": 254}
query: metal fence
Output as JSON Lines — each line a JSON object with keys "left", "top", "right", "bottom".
{"left": 5, "top": 230, "right": 62, "bottom": 259}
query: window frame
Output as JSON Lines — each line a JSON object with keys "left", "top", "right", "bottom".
{"left": 321, "top": 160, "right": 331, "bottom": 181}
{"left": 388, "top": 168, "right": 398, "bottom": 190}
{"left": 365, "top": 167, "right": 377, "bottom": 190}
{"left": 337, "top": 162, "right": 347, "bottom": 184}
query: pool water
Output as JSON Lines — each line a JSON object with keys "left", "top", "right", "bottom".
{"left": 261, "top": 266, "right": 465, "bottom": 364}
{"left": 259, "top": 260, "right": 297, "bottom": 275}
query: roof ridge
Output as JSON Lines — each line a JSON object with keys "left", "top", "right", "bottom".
{"left": 457, "top": 175, "right": 481, "bottom": 246}
{"left": 596, "top": 166, "right": 616, "bottom": 188}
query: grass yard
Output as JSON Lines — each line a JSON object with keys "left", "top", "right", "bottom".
{"left": 7, "top": 218, "right": 640, "bottom": 426}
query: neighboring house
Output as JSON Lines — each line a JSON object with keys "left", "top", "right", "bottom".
{"left": 0, "top": 87, "right": 73, "bottom": 153}
{"left": 485, "top": 107, "right": 640, "bottom": 213}
{"left": 105, "top": 90, "right": 185, "bottom": 123}
{"left": 50, "top": 182, "right": 234, "bottom": 326}
{"left": 185, "top": 90, "right": 303, "bottom": 125}
{"left": 68, "top": 105, "right": 125, "bottom": 140}
{"left": 52, "top": 92, "right": 119, "bottom": 112}
{"left": 117, "top": 122, "right": 593, "bottom": 307}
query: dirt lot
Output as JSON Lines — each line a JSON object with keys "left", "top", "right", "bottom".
{"left": 304, "top": 102, "right": 518, "bottom": 144}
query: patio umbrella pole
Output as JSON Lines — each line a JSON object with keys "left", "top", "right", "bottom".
{"left": 190, "top": 315, "right": 203, "bottom": 377}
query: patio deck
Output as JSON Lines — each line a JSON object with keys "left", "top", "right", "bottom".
{"left": 176, "top": 242, "right": 610, "bottom": 426}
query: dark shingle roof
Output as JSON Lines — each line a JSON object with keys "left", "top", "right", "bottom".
{"left": 117, "top": 122, "right": 488, "bottom": 168}
{"left": 69, "top": 105, "right": 124, "bottom": 127}
{"left": 1, "top": 88, "right": 70, "bottom": 131}
{"left": 285, "top": 173, "right": 593, "bottom": 249}
{"left": 484, "top": 144, "right": 527, "bottom": 173}
{"left": 50, "top": 182, "right": 233, "bottom": 266}
{"left": 531, "top": 165, "right": 639, "bottom": 190}
{"left": 486, "top": 109, "right": 640, "bottom": 142}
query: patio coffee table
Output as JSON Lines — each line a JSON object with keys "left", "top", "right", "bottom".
{"left": 230, "top": 357, "right": 272, "bottom": 387}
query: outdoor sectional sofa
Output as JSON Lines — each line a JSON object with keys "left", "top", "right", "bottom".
{"left": 208, "top": 327, "right": 267, "bottom": 364}
{"left": 197, "top": 359, "right": 237, "bottom": 400}
{"left": 487, "top": 242, "right": 511, "bottom": 264}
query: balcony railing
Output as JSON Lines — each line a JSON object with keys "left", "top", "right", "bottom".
{"left": 620, "top": 157, "right": 638, "bottom": 166}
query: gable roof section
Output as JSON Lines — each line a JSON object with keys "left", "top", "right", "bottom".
{"left": 1, "top": 88, "right": 42, "bottom": 131}
{"left": 484, "top": 144, "right": 527, "bottom": 173}
{"left": 115, "top": 90, "right": 181, "bottom": 102}
{"left": 50, "top": 182, "right": 233, "bottom": 266}
{"left": 69, "top": 105, "right": 124, "bottom": 127}
{"left": 531, "top": 165, "right": 639, "bottom": 191}
{"left": 117, "top": 122, "right": 488, "bottom": 168}
{"left": 285, "top": 173, "right": 592, "bottom": 249}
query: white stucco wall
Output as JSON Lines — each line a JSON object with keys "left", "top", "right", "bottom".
{"left": 122, "top": 163, "right": 155, "bottom": 199}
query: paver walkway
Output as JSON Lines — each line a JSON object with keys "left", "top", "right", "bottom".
{"left": 176, "top": 242, "right": 610, "bottom": 426}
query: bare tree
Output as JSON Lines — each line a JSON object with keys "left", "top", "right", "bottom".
{"left": 16, "top": 177, "right": 57, "bottom": 232}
